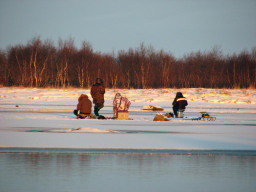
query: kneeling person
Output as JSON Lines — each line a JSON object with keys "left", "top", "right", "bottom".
{"left": 74, "top": 94, "right": 92, "bottom": 118}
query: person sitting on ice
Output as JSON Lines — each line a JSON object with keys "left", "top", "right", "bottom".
{"left": 172, "top": 92, "right": 188, "bottom": 118}
{"left": 74, "top": 94, "right": 92, "bottom": 118}
{"left": 113, "top": 93, "right": 131, "bottom": 118}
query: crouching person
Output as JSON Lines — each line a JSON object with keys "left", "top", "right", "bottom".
{"left": 113, "top": 93, "right": 131, "bottom": 119}
{"left": 74, "top": 94, "right": 92, "bottom": 119}
{"left": 172, "top": 92, "right": 188, "bottom": 118}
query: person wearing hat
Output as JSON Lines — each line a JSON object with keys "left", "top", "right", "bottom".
{"left": 90, "top": 78, "right": 105, "bottom": 116}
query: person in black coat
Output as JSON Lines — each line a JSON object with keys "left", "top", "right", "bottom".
{"left": 172, "top": 92, "right": 188, "bottom": 117}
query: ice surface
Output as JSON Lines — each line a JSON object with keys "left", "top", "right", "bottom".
{"left": 0, "top": 87, "right": 256, "bottom": 150}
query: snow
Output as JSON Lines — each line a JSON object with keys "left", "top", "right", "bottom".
{"left": 0, "top": 87, "right": 256, "bottom": 151}
{"left": 142, "top": 105, "right": 164, "bottom": 111}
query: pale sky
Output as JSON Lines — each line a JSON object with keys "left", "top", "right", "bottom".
{"left": 0, "top": 0, "right": 256, "bottom": 58}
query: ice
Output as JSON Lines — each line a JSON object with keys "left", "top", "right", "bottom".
{"left": 0, "top": 87, "right": 256, "bottom": 150}
{"left": 64, "top": 127, "right": 116, "bottom": 133}
{"left": 142, "top": 105, "right": 164, "bottom": 110}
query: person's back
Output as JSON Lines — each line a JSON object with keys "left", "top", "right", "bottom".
{"left": 91, "top": 83, "right": 105, "bottom": 104}
{"left": 77, "top": 94, "right": 92, "bottom": 114}
{"left": 113, "top": 93, "right": 131, "bottom": 118}
{"left": 175, "top": 97, "right": 188, "bottom": 110}
{"left": 172, "top": 92, "right": 188, "bottom": 117}
{"left": 90, "top": 78, "right": 105, "bottom": 116}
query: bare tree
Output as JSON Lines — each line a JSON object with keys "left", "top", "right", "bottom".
{"left": 0, "top": 50, "right": 8, "bottom": 85}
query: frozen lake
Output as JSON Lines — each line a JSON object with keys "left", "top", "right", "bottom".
{"left": 0, "top": 87, "right": 256, "bottom": 191}
{"left": 1, "top": 105, "right": 256, "bottom": 150}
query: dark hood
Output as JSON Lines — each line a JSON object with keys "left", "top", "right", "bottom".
{"left": 176, "top": 92, "right": 183, "bottom": 98}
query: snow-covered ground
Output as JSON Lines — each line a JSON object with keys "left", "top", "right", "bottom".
{"left": 0, "top": 87, "right": 256, "bottom": 151}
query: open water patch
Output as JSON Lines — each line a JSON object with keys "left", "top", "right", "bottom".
{"left": 1, "top": 147, "right": 256, "bottom": 156}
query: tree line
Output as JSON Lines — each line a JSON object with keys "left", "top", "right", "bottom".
{"left": 0, "top": 37, "right": 255, "bottom": 88}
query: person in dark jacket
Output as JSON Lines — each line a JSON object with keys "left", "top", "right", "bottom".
{"left": 172, "top": 92, "right": 188, "bottom": 117}
{"left": 90, "top": 78, "right": 105, "bottom": 116}
{"left": 74, "top": 94, "right": 92, "bottom": 118}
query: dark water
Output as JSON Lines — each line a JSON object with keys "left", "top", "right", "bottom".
{"left": 1, "top": 149, "right": 256, "bottom": 192}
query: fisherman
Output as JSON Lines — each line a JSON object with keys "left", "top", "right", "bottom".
{"left": 113, "top": 93, "right": 131, "bottom": 118}
{"left": 74, "top": 94, "right": 92, "bottom": 118}
{"left": 90, "top": 78, "right": 105, "bottom": 117}
{"left": 172, "top": 92, "right": 188, "bottom": 118}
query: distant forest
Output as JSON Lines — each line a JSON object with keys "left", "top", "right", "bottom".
{"left": 0, "top": 37, "right": 255, "bottom": 89}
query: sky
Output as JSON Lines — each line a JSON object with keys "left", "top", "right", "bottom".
{"left": 0, "top": 0, "right": 256, "bottom": 58}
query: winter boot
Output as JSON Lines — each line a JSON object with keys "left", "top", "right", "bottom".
{"left": 94, "top": 107, "right": 99, "bottom": 116}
